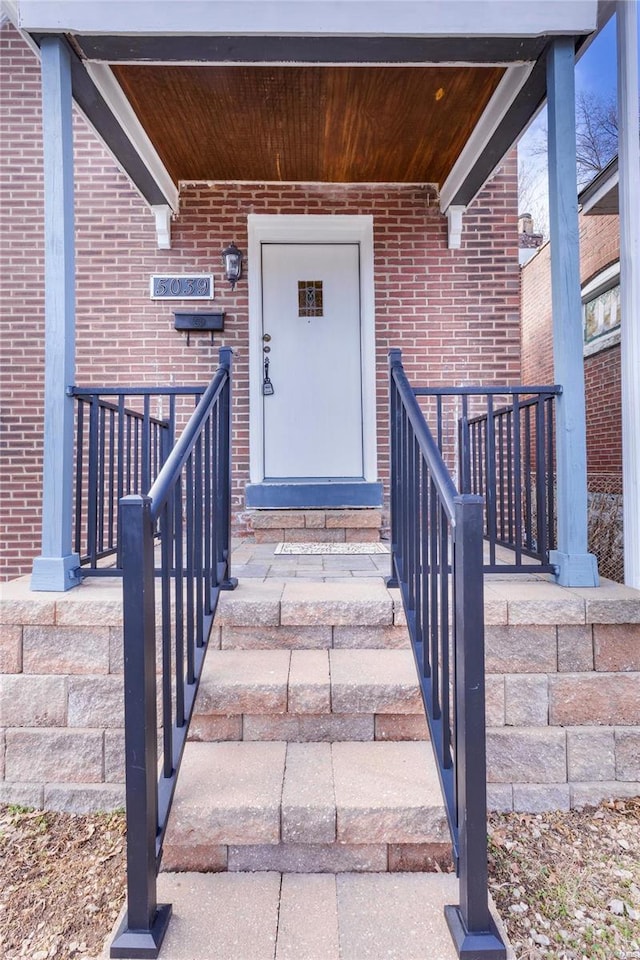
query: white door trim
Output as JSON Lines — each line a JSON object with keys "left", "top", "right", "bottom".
{"left": 247, "top": 214, "right": 377, "bottom": 486}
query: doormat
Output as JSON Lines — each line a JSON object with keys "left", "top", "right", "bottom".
{"left": 274, "top": 542, "right": 389, "bottom": 555}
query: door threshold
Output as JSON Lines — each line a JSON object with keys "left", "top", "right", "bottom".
{"left": 246, "top": 481, "right": 383, "bottom": 509}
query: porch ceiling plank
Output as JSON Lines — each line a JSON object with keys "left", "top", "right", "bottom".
{"left": 111, "top": 64, "right": 505, "bottom": 184}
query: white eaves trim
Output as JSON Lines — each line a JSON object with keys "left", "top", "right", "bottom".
{"left": 17, "top": 0, "right": 599, "bottom": 37}
{"left": 580, "top": 169, "right": 619, "bottom": 214}
{"left": 439, "top": 62, "right": 533, "bottom": 213}
{"left": 84, "top": 62, "right": 179, "bottom": 212}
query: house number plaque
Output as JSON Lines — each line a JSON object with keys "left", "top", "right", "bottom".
{"left": 150, "top": 274, "right": 214, "bottom": 299}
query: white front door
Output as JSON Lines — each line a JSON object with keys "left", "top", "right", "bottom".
{"left": 261, "top": 242, "right": 364, "bottom": 479}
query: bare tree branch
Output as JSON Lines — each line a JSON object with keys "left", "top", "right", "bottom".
{"left": 526, "top": 89, "right": 620, "bottom": 188}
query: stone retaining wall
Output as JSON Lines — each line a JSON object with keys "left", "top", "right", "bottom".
{"left": 484, "top": 622, "right": 640, "bottom": 811}
{"left": 1, "top": 577, "right": 639, "bottom": 812}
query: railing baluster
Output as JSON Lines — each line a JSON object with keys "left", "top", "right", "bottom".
{"left": 161, "top": 496, "right": 173, "bottom": 780}
{"left": 506, "top": 408, "right": 514, "bottom": 547}
{"left": 460, "top": 396, "right": 470, "bottom": 493}
{"left": 513, "top": 395, "right": 523, "bottom": 567}
{"left": 485, "top": 395, "right": 497, "bottom": 567}
{"left": 535, "top": 396, "right": 548, "bottom": 562}
{"left": 523, "top": 406, "right": 532, "bottom": 551}
{"left": 194, "top": 435, "right": 204, "bottom": 648}
{"left": 439, "top": 503, "right": 450, "bottom": 768}
{"left": 87, "top": 396, "right": 99, "bottom": 568}
{"left": 108, "top": 409, "right": 116, "bottom": 551}
{"left": 497, "top": 410, "right": 505, "bottom": 542}
{"left": 429, "top": 476, "right": 440, "bottom": 720}
{"left": 387, "top": 368, "right": 400, "bottom": 588}
{"left": 204, "top": 416, "right": 212, "bottom": 614}
{"left": 174, "top": 475, "right": 185, "bottom": 729}
{"left": 98, "top": 403, "right": 106, "bottom": 555}
{"left": 74, "top": 400, "right": 85, "bottom": 559}
{"left": 547, "top": 396, "right": 556, "bottom": 551}
{"left": 185, "top": 453, "right": 195, "bottom": 688}
{"left": 420, "top": 456, "right": 430, "bottom": 681}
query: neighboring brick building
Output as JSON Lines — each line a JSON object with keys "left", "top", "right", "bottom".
{"left": 0, "top": 22, "right": 521, "bottom": 581}
{"left": 521, "top": 190, "right": 622, "bottom": 579}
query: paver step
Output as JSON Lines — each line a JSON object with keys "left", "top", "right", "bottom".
{"left": 162, "top": 740, "right": 449, "bottom": 874}
{"left": 216, "top": 622, "right": 410, "bottom": 651}
{"left": 214, "top": 580, "right": 405, "bottom": 630}
{"left": 189, "top": 649, "right": 429, "bottom": 742}
{"left": 109, "top": 871, "right": 467, "bottom": 960}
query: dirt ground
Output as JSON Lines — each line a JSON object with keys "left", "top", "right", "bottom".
{"left": 1, "top": 798, "right": 639, "bottom": 960}
{"left": 488, "top": 797, "right": 640, "bottom": 959}
{"left": 0, "top": 807, "right": 126, "bottom": 960}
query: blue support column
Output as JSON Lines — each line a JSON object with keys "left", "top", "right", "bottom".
{"left": 617, "top": 0, "right": 640, "bottom": 589}
{"left": 31, "top": 37, "right": 81, "bottom": 591}
{"left": 546, "top": 38, "right": 598, "bottom": 587}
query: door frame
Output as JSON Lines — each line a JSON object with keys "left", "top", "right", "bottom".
{"left": 247, "top": 214, "right": 378, "bottom": 490}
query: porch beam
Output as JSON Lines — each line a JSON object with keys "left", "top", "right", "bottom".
{"left": 546, "top": 37, "right": 598, "bottom": 587}
{"left": 51, "top": 34, "right": 549, "bottom": 66}
{"left": 31, "top": 37, "right": 81, "bottom": 591}
{"left": 439, "top": 63, "right": 533, "bottom": 212}
{"left": 616, "top": 0, "right": 640, "bottom": 589}
{"left": 17, "top": 1, "right": 599, "bottom": 39}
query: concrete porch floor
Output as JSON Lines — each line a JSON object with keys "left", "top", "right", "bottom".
{"left": 230, "top": 537, "right": 547, "bottom": 581}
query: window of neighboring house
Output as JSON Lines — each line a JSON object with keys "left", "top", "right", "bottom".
{"left": 582, "top": 261, "right": 621, "bottom": 357}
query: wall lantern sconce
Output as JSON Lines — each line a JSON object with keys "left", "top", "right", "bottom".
{"left": 222, "top": 242, "right": 243, "bottom": 290}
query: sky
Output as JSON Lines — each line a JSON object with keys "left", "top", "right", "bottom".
{"left": 517, "top": 12, "right": 629, "bottom": 233}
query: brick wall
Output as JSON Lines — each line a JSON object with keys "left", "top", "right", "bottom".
{"left": 1, "top": 23, "right": 521, "bottom": 581}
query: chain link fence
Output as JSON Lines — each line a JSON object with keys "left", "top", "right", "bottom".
{"left": 588, "top": 473, "right": 624, "bottom": 583}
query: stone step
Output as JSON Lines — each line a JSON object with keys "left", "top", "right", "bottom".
{"left": 189, "top": 649, "right": 429, "bottom": 742}
{"left": 214, "top": 579, "right": 404, "bottom": 630}
{"left": 162, "top": 740, "right": 449, "bottom": 873}
{"left": 247, "top": 508, "right": 382, "bottom": 544}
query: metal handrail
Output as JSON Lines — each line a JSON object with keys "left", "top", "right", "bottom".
{"left": 388, "top": 348, "right": 507, "bottom": 959}
{"left": 71, "top": 385, "right": 206, "bottom": 574}
{"left": 110, "top": 347, "right": 236, "bottom": 960}
{"left": 413, "top": 383, "right": 561, "bottom": 572}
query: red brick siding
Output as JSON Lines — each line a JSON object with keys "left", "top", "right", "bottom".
{"left": 1, "top": 24, "right": 521, "bottom": 580}
{"left": 520, "top": 209, "right": 621, "bottom": 480}
{"left": 580, "top": 213, "right": 620, "bottom": 287}
{"left": 585, "top": 345, "right": 622, "bottom": 476}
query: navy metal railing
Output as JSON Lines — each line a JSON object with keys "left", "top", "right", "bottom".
{"left": 388, "top": 349, "right": 507, "bottom": 959}
{"left": 414, "top": 385, "right": 561, "bottom": 572}
{"left": 71, "top": 385, "right": 205, "bottom": 574}
{"left": 110, "top": 347, "right": 236, "bottom": 959}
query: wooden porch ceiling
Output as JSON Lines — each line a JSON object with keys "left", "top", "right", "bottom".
{"left": 111, "top": 64, "right": 505, "bottom": 184}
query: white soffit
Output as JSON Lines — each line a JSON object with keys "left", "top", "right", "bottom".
{"left": 439, "top": 62, "right": 533, "bottom": 212}
{"left": 83, "top": 62, "right": 179, "bottom": 211}
{"left": 17, "top": 0, "right": 598, "bottom": 37}
{"left": 581, "top": 169, "right": 619, "bottom": 214}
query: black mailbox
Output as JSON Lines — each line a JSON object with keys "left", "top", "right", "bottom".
{"left": 174, "top": 311, "right": 225, "bottom": 344}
